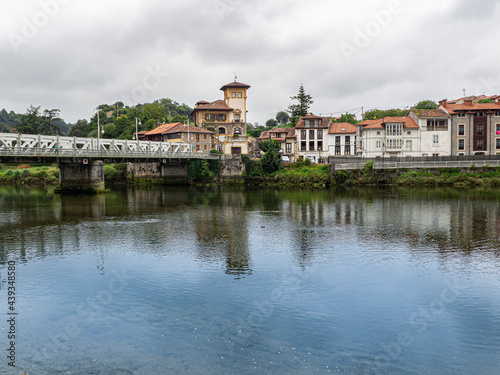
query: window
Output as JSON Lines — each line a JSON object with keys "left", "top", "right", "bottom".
{"left": 235, "top": 114, "right": 240, "bottom": 122}
{"left": 309, "top": 130, "right": 315, "bottom": 139}
{"left": 458, "top": 125, "right": 465, "bottom": 135}
{"left": 458, "top": 139, "right": 465, "bottom": 150}
{"left": 407, "top": 131, "right": 411, "bottom": 135}
{"left": 496, "top": 139, "right": 500, "bottom": 150}
{"left": 301, "top": 141, "right": 306, "bottom": 151}
{"left": 232, "top": 92, "right": 236, "bottom": 98}
{"left": 345, "top": 145, "right": 351, "bottom": 155}
{"left": 386, "top": 123, "right": 402, "bottom": 136}
{"left": 196, "top": 134, "right": 200, "bottom": 142}
{"left": 406, "top": 140, "right": 412, "bottom": 151}
{"left": 196, "top": 144, "right": 200, "bottom": 151}
{"left": 309, "top": 141, "right": 315, "bottom": 151}
{"left": 238, "top": 92, "right": 242, "bottom": 98}
{"left": 205, "top": 113, "right": 215, "bottom": 121}
{"left": 496, "top": 124, "right": 500, "bottom": 135}
{"left": 204, "top": 144, "right": 207, "bottom": 150}
{"left": 204, "top": 134, "right": 207, "bottom": 140}
{"left": 218, "top": 114, "right": 226, "bottom": 122}
{"left": 234, "top": 127, "right": 242, "bottom": 135}
{"left": 477, "top": 139, "right": 484, "bottom": 150}
{"left": 317, "top": 141, "right": 323, "bottom": 151}
{"left": 335, "top": 146, "right": 341, "bottom": 155}
{"left": 477, "top": 124, "right": 483, "bottom": 135}
{"left": 376, "top": 140, "right": 382, "bottom": 150}
{"left": 218, "top": 127, "right": 226, "bottom": 134}
{"left": 433, "top": 134, "right": 439, "bottom": 146}
{"left": 433, "top": 153, "right": 439, "bottom": 157}
{"left": 301, "top": 130, "right": 306, "bottom": 139}
{"left": 496, "top": 111, "right": 500, "bottom": 116}
{"left": 345, "top": 136, "right": 351, "bottom": 145}
{"left": 317, "top": 130, "right": 323, "bottom": 139}
{"left": 475, "top": 112, "right": 486, "bottom": 117}
{"left": 458, "top": 113, "right": 466, "bottom": 117}
{"left": 377, "top": 131, "right": 381, "bottom": 135}
{"left": 308, "top": 120, "right": 317, "bottom": 127}
{"left": 335, "top": 136, "right": 340, "bottom": 145}
{"left": 387, "top": 139, "right": 402, "bottom": 149}
{"left": 286, "top": 143, "right": 291, "bottom": 153}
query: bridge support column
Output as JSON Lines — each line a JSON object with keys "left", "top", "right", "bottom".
{"left": 56, "top": 160, "right": 106, "bottom": 194}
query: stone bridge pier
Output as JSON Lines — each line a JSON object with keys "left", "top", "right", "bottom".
{"left": 56, "top": 160, "right": 106, "bottom": 194}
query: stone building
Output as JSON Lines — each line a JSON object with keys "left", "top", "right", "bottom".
{"left": 191, "top": 80, "right": 251, "bottom": 155}
{"left": 439, "top": 96, "right": 500, "bottom": 155}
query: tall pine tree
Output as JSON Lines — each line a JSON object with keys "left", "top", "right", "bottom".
{"left": 287, "top": 84, "right": 314, "bottom": 125}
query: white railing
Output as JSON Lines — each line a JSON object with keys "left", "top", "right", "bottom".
{"left": 334, "top": 160, "right": 500, "bottom": 170}
{"left": 0, "top": 133, "right": 221, "bottom": 160}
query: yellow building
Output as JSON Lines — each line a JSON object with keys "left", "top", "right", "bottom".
{"left": 191, "top": 80, "right": 250, "bottom": 155}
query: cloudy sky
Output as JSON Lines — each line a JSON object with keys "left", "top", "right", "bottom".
{"left": 1, "top": 0, "right": 500, "bottom": 125}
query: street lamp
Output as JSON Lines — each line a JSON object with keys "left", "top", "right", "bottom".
{"left": 95, "top": 107, "right": 104, "bottom": 139}
{"left": 134, "top": 118, "right": 141, "bottom": 140}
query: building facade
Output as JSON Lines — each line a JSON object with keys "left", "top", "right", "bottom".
{"left": 296, "top": 115, "right": 331, "bottom": 162}
{"left": 408, "top": 109, "right": 451, "bottom": 156}
{"left": 191, "top": 81, "right": 251, "bottom": 155}
{"left": 259, "top": 127, "right": 297, "bottom": 161}
{"left": 357, "top": 117, "right": 421, "bottom": 158}
{"left": 327, "top": 122, "right": 357, "bottom": 156}
{"left": 439, "top": 96, "right": 500, "bottom": 155}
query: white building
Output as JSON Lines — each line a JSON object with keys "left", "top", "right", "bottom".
{"left": 357, "top": 116, "right": 421, "bottom": 158}
{"left": 327, "top": 122, "right": 357, "bottom": 156}
{"left": 408, "top": 109, "right": 451, "bottom": 156}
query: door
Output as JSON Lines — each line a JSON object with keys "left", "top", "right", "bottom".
{"left": 231, "top": 147, "right": 242, "bottom": 155}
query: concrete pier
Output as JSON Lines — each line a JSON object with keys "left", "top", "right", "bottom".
{"left": 56, "top": 160, "right": 106, "bottom": 193}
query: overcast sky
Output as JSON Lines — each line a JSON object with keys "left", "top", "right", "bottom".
{"left": 1, "top": 0, "right": 500, "bottom": 125}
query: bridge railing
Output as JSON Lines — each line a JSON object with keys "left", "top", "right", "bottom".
{"left": 0, "top": 146, "right": 222, "bottom": 159}
{"left": 0, "top": 133, "right": 223, "bottom": 159}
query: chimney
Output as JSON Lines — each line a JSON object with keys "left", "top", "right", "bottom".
{"left": 438, "top": 99, "right": 447, "bottom": 106}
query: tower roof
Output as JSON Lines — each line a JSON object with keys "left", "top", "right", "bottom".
{"left": 220, "top": 81, "right": 251, "bottom": 91}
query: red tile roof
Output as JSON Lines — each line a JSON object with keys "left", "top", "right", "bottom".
{"left": 329, "top": 122, "right": 357, "bottom": 134}
{"left": 145, "top": 123, "right": 181, "bottom": 136}
{"left": 192, "top": 100, "right": 233, "bottom": 112}
{"left": 259, "top": 131, "right": 270, "bottom": 140}
{"left": 441, "top": 101, "right": 500, "bottom": 114}
{"left": 220, "top": 81, "right": 251, "bottom": 91}
{"left": 359, "top": 117, "right": 419, "bottom": 129}
{"left": 161, "top": 123, "right": 214, "bottom": 135}
{"left": 295, "top": 116, "right": 331, "bottom": 128}
{"left": 411, "top": 109, "right": 450, "bottom": 118}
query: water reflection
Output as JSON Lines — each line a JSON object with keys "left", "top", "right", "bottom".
{"left": 1, "top": 185, "right": 500, "bottom": 269}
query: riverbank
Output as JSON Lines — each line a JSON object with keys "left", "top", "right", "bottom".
{"left": 2, "top": 162, "right": 500, "bottom": 188}
{"left": 333, "top": 165, "right": 500, "bottom": 187}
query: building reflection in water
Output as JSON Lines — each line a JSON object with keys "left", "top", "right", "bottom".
{"left": 192, "top": 188, "right": 252, "bottom": 278}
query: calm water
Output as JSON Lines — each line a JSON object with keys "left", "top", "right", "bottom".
{"left": 1, "top": 185, "right": 500, "bottom": 375}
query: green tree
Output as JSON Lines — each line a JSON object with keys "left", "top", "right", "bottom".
{"left": 42, "top": 109, "right": 62, "bottom": 135}
{"left": 259, "top": 139, "right": 281, "bottom": 174}
{"left": 265, "top": 119, "right": 278, "bottom": 129}
{"left": 17, "top": 105, "right": 42, "bottom": 134}
{"left": 69, "top": 119, "right": 92, "bottom": 137}
{"left": 276, "top": 111, "right": 290, "bottom": 126}
{"left": 362, "top": 108, "right": 409, "bottom": 120}
{"left": 287, "top": 84, "right": 314, "bottom": 125}
{"left": 414, "top": 100, "right": 438, "bottom": 110}
{"left": 334, "top": 113, "right": 357, "bottom": 125}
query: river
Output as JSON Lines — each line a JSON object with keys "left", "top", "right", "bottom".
{"left": 1, "top": 185, "right": 500, "bottom": 374}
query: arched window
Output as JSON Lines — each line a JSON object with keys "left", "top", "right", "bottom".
{"left": 218, "top": 127, "right": 226, "bottom": 134}
{"left": 234, "top": 127, "right": 242, "bottom": 135}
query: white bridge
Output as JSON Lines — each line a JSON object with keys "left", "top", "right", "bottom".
{"left": 0, "top": 132, "right": 221, "bottom": 160}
